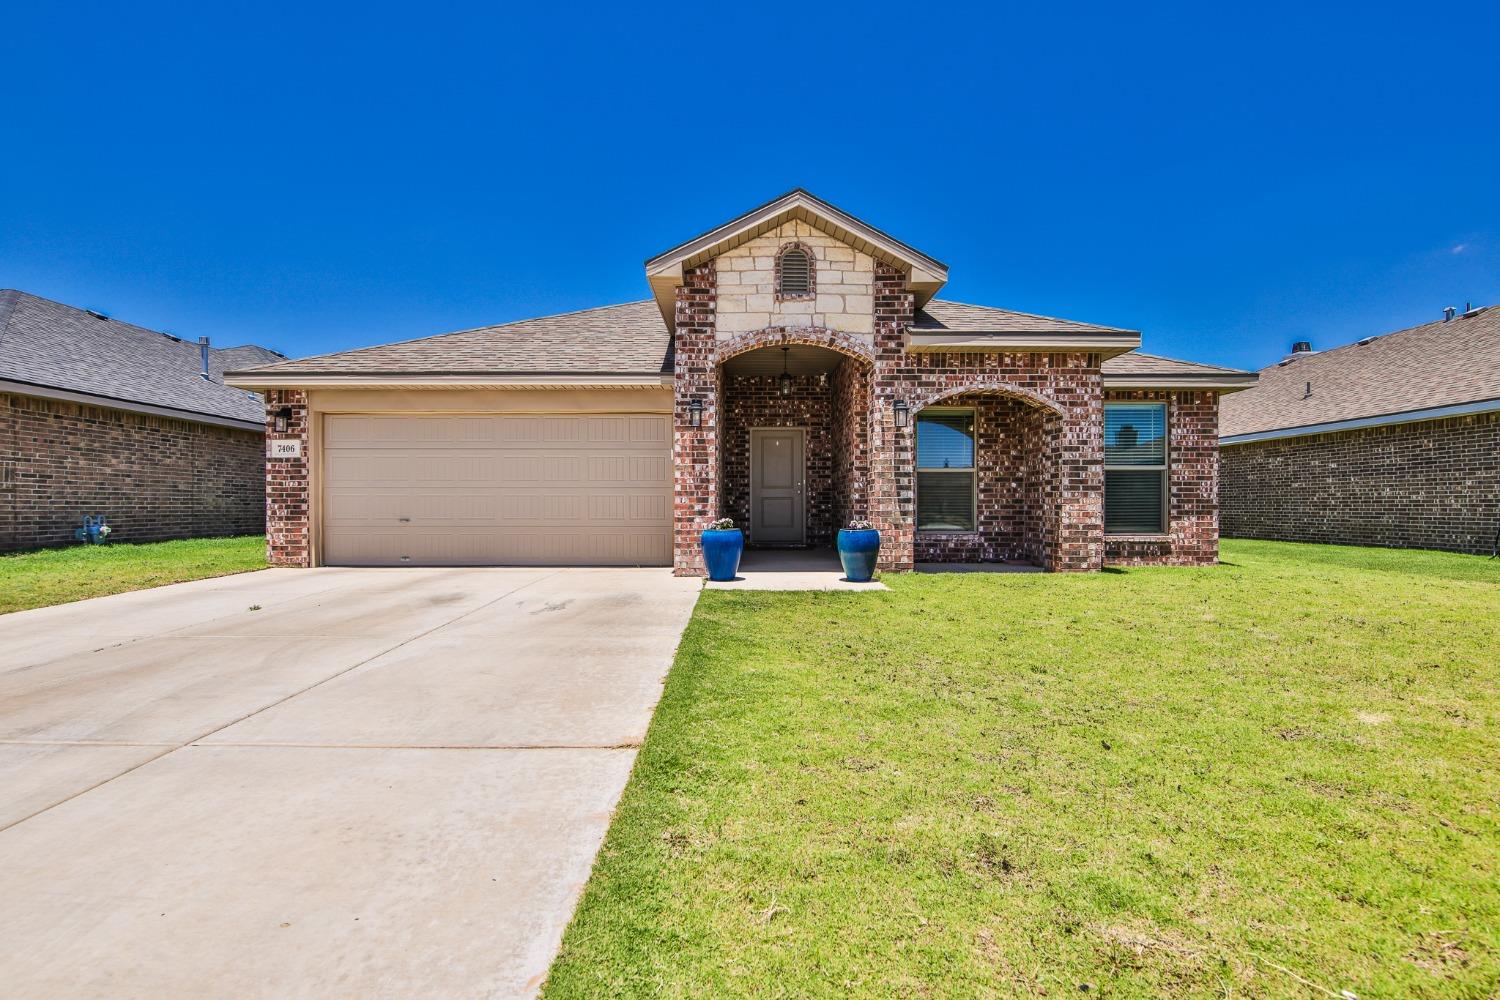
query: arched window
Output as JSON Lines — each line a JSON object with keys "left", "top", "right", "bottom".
{"left": 776, "top": 244, "right": 814, "bottom": 298}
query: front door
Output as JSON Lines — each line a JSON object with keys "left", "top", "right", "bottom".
{"left": 750, "top": 428, "right": 805, "bottom": 545}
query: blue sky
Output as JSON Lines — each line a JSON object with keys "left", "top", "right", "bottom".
{"left": 2, "top": 1, "right": 1496, "bottom": 372}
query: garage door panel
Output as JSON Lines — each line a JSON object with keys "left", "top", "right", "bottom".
{"left": 322, "top": 414, "right": 671, "bottom": 567}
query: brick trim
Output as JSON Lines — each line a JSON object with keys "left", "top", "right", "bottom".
{"left": 714, "top": 326, "right": 876, "bottom": 368}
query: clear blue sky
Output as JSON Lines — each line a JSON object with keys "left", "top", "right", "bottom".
{"left": 3, "top": 2, "right": 1496, "bottom": 372}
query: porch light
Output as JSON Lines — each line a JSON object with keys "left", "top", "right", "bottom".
{"left": 687, "top": 398, "right": 703, "bottom": 428}
{"left": 778, "top": 346, "right": 792, "bottom": 397}
{"left": 893, "top": 399, "right": 910, "bottom": 428}
{"left": 274, "top": 406, "right": 293, "bottom": 433}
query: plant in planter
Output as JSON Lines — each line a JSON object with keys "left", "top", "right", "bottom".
{"left": 837, "top": 518, "right": 880, "bottom": 582}
{"left": 700, "top": 517, "right": 744, "bottom": 582}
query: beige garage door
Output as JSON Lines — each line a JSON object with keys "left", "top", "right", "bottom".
{"left": 321, "top": 413, "right": 672, "bottom": 566}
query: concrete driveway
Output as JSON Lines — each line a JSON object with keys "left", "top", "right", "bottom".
{"left": 0, "top": 566, "right": 700, "bottom": 999}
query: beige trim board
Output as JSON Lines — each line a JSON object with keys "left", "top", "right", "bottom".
{"left": 226, "top": 374, "right": 673, "bottom": 391}
{"left": 305, "top": 387, "right": 672, "bottom": 415}
{"left": 1103, "top": 375, "right": 1257, "bottom": 392}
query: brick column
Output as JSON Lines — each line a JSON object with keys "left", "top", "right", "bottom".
{"left": 1048, "top": 370, "right": 1104, "bottom": 571}
{"left": 672, "top": 263, "right": 717, "bottom": 576}
{"left": 1169, "top": 391, "right": 1220, "bottom": 564}
{"left": 870, "top": 263, "right": 915, "bottom": 571}
{"left": 265, "top": 389, "right": 311, "bottom": 567}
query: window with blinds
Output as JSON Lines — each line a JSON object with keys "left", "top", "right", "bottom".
{"left": 1104, "top": 402, "right": 1167, "bottom": 533}
{"left": 777, "top": 247, "right": 812, "bottom": 296}
{"left": 916, "top": 408, "right": 976, "bottom": 531}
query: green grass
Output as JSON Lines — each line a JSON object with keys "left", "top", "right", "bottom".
{"left": 0, "top": 535, "right": 268, "bottom": 615}
{"left": 544, "top": 540, "right": 1500, "bottom": 999}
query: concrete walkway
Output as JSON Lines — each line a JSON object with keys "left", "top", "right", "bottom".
{"left": 703, "top": 547, "right": 888, "bottom": 591}
{"left": 0, "top": 566, "right": 699, "bottom": 999}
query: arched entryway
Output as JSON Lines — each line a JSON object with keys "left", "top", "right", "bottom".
{"left": 715, "top": 330, "right": 873, "bottom": 549}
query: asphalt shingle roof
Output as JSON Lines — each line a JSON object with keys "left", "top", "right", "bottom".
{"left": 237, "top": 300, "right": 674, "bottom": 376}
{"left": 1220, "top": 306, "right": 1500, "bottom": 437}
{"left": 1102, "top": 351, "right": 1250, "bottom": 378}
{"left": 913, "top": 300, "right": 1136, "bottom": 335}
{"left": 0, "top": 289, "right": 282, "bottom": 424}
{"left": 237, "top": 298, "right": 1152, "bottom": 378}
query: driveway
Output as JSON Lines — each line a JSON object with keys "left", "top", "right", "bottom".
{"left": 0, "top": 567, "right": 700, "bottom": 999}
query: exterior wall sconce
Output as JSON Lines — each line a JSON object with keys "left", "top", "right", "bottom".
{"left": 893, "top": 399, "right": 910, "bottom": 428}
{"left": 687, "top": 399, "right": 703, "bottom": 428}
{"left": 778, "top": 346, "right": 792, "bottom": 397}
{"left": 274, "top": 406, "right": 293, "bottom": 433}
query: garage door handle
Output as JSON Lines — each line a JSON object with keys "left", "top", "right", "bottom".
{"left": 398, "top": 517, "right": 411, "bottom": 523}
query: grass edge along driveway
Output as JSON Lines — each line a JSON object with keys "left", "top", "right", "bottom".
{"left": 543, "top": 540, "right": 1500, "bottom": 999}
{"left": 0, "top": 535, "right": 268, "bottom": 615}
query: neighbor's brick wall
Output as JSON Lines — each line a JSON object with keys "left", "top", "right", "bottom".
{"left": 1220, "top": 410, "right": 1500, "bottom": 555}
{"left": 1103, "top": 390, "right": 1220, "bottom": 567}
{"left": 721, "top": 373, "right": 835, "bottom": 545}
{"left": 0, "top": 390, "right": 264, "bottom": 551}
{"left": 264, "top": 389, "right": 311, "bottom": 566}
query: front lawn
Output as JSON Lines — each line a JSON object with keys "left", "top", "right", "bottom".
{"left": 544, "top": 540, "right": 1500, "bottom": 998}
{"left": 0, "top": 535, "right": 268, "bottom": 615}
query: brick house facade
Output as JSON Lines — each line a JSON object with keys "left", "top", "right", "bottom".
{"left": 0, "top": 290, "right": 280, "bottom": 551}
{"left": 229, "top": 191, "right": 1253, "bottom": 572}
{"left": 1220, "top": 305, "right": 1500, "bottom": 557}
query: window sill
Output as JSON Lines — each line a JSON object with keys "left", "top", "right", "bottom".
{"left": 917, "top": 530, "right": 980, "bottom": 537}
{"left": 1105, "top": 533, "right": 1172, "bottom": 541}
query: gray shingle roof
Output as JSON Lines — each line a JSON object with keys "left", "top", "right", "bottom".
{"left": 1220, "top": 306, "right": 1500, "bottom": 438}
{"left": 0, "top": 289, "right": 282, "bottom": 424}
{"left": 914, "top": 300, "right": 1136, "bottom": 335}
{"left": 1102, "top": 351, "right": 1251, "bottom": 378}
{"left": 236, "top": 300, "right": 674, "bottom": 376}
{"left": 237, "top": 298, "right": 1150, "bottom": 378}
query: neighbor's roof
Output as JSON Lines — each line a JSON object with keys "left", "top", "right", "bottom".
{"left": 0, "top": 289, "right": 282, "bottom": 425}
{"left": 1220, "top": 305, "right": 1500, "bottom": 439}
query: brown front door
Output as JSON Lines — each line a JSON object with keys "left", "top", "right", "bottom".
{"left": 750, "top": 428, "right": 805, "bottom": 545}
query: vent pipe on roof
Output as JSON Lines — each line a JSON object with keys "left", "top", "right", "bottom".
{"left": 198, "top": 336, "right": 212, "bottom": 381}
{"left": 1303, "top": 380, "right": 1312, "bottom": 399}
{"left": 1444, "top": 306, "right": 1456, "bottom": 322}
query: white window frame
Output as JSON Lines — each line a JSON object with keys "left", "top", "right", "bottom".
{"left": 915, "top": 406, "right": 978, "bottom": 534}
{"left": 1103, "top": 400, "right": 1168, "bottom": 535}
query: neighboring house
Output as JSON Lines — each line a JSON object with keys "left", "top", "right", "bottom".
{"left": 226, "top": 190, "right": 1254, "bottom": 574}
{"left": 0, "top": 290, "right": 283, "bottom": 550}
{"left": 1221, "top": 305, "right": 1500, "bottom": 555}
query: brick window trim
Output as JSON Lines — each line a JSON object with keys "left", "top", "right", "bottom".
{"left": 773, "top": 241, "right": 817, "bottom": 302}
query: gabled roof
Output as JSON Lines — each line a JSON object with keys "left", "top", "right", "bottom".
{"left": 0, "top": 289, "right": 282, "bottom": 427}
{"left": 644, "top": 189, "right": 949, "bottom": 329}
{"left": 227, "top": 301, "right": 673, "bottom": 388}
{"left": 1220, "top": 305, "right": 1500, "bottom": 439}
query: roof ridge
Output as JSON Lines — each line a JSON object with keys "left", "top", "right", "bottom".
{"left": 1125, "top": 350, "right": 1251, "bottom": 373}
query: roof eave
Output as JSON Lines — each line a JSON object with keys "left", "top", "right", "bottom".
{"left": 905, "top": 331, "right": 1142, "bottom": 360}
{"left": 224, "top": 372, "right": 674, "bottom": 391}
{"left": 1103, "top": 373, "right": 1259, "bottom": 392}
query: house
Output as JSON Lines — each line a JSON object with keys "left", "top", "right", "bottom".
{"left": 225, "top": 190, "right": 1255, "bottom": 574}
{"left": 1220, "top": 304, "right": 1500, "bottom": 555}
{"left": 0, "top": 290, "right": 283, "bottom": 550}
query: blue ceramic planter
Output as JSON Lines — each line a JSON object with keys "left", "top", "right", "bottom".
{"left": 837, "top": 528, "right": 881, "bottom": 582}
{"left": 701, "top": 528, "right": 744, "bottom": 582}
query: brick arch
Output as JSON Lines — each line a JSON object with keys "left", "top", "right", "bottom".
{"left": 904, "top": 380, "right": 1066, "bottom": 417}
{"left": 714, "top": 327, "right": 876, "bottom": 368}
